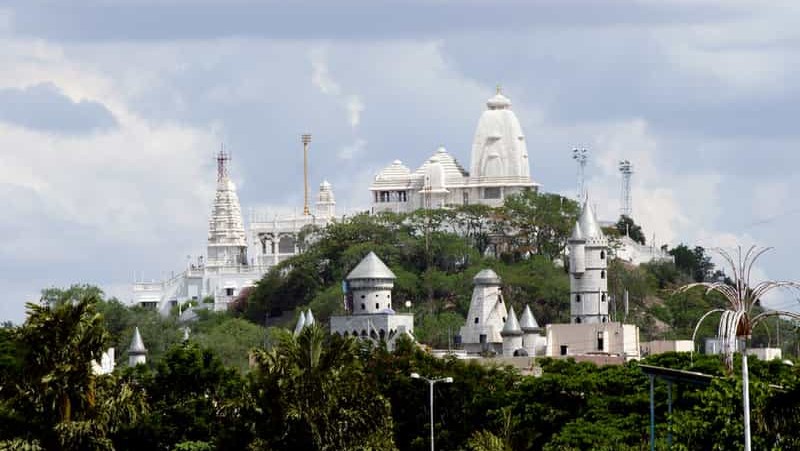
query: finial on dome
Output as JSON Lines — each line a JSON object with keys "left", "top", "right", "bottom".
{"left": 496, "top": 84, "right": 502, "bottom": 94}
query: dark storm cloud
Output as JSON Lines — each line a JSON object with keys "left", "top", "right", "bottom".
{"left": 0, "top": 82, "right": 117, "bottom": 134}
{"left": 8, "top": 0, "right": 738, "bottom": 41}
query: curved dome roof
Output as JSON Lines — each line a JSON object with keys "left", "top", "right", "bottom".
{"left": 376, "top": 160, "right": 412, "bottom": 181}
{"left": 469, "top": 88, "right": 533, "bottom": 183}
{"left": 473, "top": 268, "right": 501, "bottom": 286}
{"left": 413, "top": 147, "right": 469, "bottom": 187}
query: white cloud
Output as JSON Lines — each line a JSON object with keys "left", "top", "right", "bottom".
{"left": 310, "top": 47, "right": 341, "bottom": 95}
{"left": 338, "top": 138, "right": 366, "bottom": 160}
{"left": 346, "top": 95, "right": 364, "bottom": 128}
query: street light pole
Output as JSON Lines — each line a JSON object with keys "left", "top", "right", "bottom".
{"left": 410, "top": 372, "right": 453, "bottom": 451}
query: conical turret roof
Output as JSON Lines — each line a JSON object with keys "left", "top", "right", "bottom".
{"left": 129, "top": 326, "right": 147, "bottom": 355}
{"left": 569, "top": 221, "right": 584, "bottom": 242}
{"left": 519, "top": 305, "right": 540, "bottom": 331}
{"left": 578, "top": 197, "right": 604, "bottom": 239}
{"left": 501, "top": 306, "right": 523, "bottom": 336}
{"left": 346, "top": 251, "right": 396, "bottom": 280}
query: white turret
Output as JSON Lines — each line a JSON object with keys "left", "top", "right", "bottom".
{"left": 501, "top": 306, "right": 524, "bottom": 357}
{"left": 128, "top": 326, "right": 147, "bottom": 366}
{"left": 519, "top": 304, "right": 542, "bottom": 356}
{"left": 568, "top": 199, "right": 609, "bottom": 324}
{"left": 459, "top": 269, "right": 508, "bottom": 354}
{"left": 315, "top": 180, "right": 336, "bottom": 218}
{"left": 207, "top": 150, "right": 248, "bottom": 269}
{"left": 346, "top": 252, "right": 396, "bottom": 315}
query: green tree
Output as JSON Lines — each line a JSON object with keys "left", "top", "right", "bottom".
{"left": 248, "top": 324, "right": 397, "bottom": 450}
{"left": 0, "top": 295, "right": 146, "bottom": 450}
{"left": 616, "top": 215, "right": 646, "bottom": 245}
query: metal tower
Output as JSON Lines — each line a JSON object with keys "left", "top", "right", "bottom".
{"left": 572, "top": 148, "right": 588, "bottom": 200}
{"left": 301, "top": 134, "right": 312, "bottom": 216}
{"left": 216, "top": 144, "right": 230, "bottom": 181}
{"left": 619, "top": 160, "right": 633, "bottom": 217}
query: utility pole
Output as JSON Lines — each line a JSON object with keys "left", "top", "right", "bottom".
{"left": 302, "top": 134, "right": 312, "bottom": 216}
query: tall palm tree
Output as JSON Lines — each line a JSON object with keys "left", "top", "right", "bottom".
{"left": 679, "top": 246, "right": 800, "bottom": 451}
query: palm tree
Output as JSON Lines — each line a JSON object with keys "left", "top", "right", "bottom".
{"left": 250, "top": 324, "right": 396, "bottom": 450}
{"left": 1, "top": 294, "right": 146, "bottom": 449}
{"left": 679, "top": 246, "right": 800, "bottom": 451}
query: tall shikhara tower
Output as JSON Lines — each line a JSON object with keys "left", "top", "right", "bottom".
{"left": 568, "top": 199, "right": 609, "bottom": 324}
{"left": 206, "top": 149, "right": 248, "bottom": 269}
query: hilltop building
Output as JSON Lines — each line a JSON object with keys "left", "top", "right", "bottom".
{"left": 546, "top": 200, "right": 641, "bottom": 361}
{"left": 370, "top": 88, "right": 538, "bottom": 213}
{"left": 330, "top": 251, "right": 414, "bottom": 350}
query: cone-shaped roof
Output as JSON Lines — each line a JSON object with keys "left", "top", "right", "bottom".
{"left": 578, "top": 197, "right": 604, "bottom": 239}
{"left": 519, "top": 305, "right": 540, "bottom": 331}
{"left": 569, "top": 221, "right": 584, "bottom": 242}
{"left": 473, "top": 268, "right": 502, "bottom": 286}
{"left": 293, "top": 311, "right": 307, "bottom": 336}
{"left": 501, "top": 306, "right": 523, "bottom": 336}
{"left": 346, "top": 251, "right": 396, "bottom": 280}
{"left": 129, "top": 326, "right": 147, "bottom": 354}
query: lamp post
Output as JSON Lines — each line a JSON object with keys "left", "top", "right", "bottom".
{"left": 410, "top": 372, "right": 453, "bottom": 451}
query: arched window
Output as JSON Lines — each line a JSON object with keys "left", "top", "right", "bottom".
{"left": 601, "top": 270, "right": 606, "bottom": 279}
{"left": 361, "top": 303, "right": 365, "bottom": 310}
{"left": 576, "top": 294, "right": 581, "bottom": 303}
{"left": 576, "top": 317, "right": 582, "bottom": 324}
{"left": 375, "top": 303, "right": 379, "bottom": 310}
{"left": 601, "top": 293, "right": 606, "bottom": 302}
{"left": 474, "top": 317, "right": 479, "bottom": 324}
{"left": 600, "top": 250, "right": 605, "bottom": 259}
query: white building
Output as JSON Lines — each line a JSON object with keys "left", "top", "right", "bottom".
{"left": 501, "top": 306, "right": 524, "bottom": 357}
{"left": 545, "top": 322, "right": 640, "bottom": 360}
{"left": 330, "top": 252, "right": 414, "bottom": 350}
{"left": 641, "top": 339, "right": 694, "bottom": 356}
{"left": 249, "top": 180, "right": 337, "bottom": 268}
{"left": 615, "top": 235, "right": 674, "bottom": 266}
{"left": 370, "top": 88, "right": 538, "bottom": 213}
{"left": 459, "top": 269, "right": 508, "bottom": 354}
{"left": 547, "top": 201, "right": 641, "bottom": 361}
{"left": 568, "top": 199, "right": 610, "bottom": 324}
{"left": 133, "top": 151, "right": 267, "bottom": 314}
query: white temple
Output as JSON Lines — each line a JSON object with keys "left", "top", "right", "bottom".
{"left": 133, "top": 151, "right": 273, "bottom": 314}
{"left": 370, "top": 88, "right": 538, "bottom": 213}
{"left": 330, "top": 251, "right": 414, "bottom": 350}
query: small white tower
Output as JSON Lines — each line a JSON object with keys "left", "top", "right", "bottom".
{"left": 459, "top": 269, "right": 508, "bottom": 354}
{"left": 315, "top": 180, "right": 336, "bottom": 218}
{"left": 501, "top": 306, "right": 524, "bottom": 357}
{"left": 568, "top": 199, "right": 609, "bottom": 324}
{"left": 128, "top": 326, "right": 147, "bottom": 366}
{"left": 519, "top": 304, "right": 542, "bottom": 356}
{"left": 346, "top": 251, "right": 396, "bottom": 315}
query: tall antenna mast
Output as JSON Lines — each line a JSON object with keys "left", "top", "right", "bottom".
{"left": 572, "top": 148, "right": 588, "bottom": 200}
{"left": 216, "top": 143, "right": 230, "bottom": 181}
{"left": 619, "top": 160, "right": 633, "bottom": 218}
{"left": 301, "top": 134, "right": 312, "bottom": 216}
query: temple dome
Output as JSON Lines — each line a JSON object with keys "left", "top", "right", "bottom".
{"left": 376, "top": 160, "right": 412, "bottom": 181}
{"left": 469, "top": 88, "right": 531, "bottom": 183}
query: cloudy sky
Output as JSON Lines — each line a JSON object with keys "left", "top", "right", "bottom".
{"left": 2, "top": 0, "right": 800, "bottom": 322}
